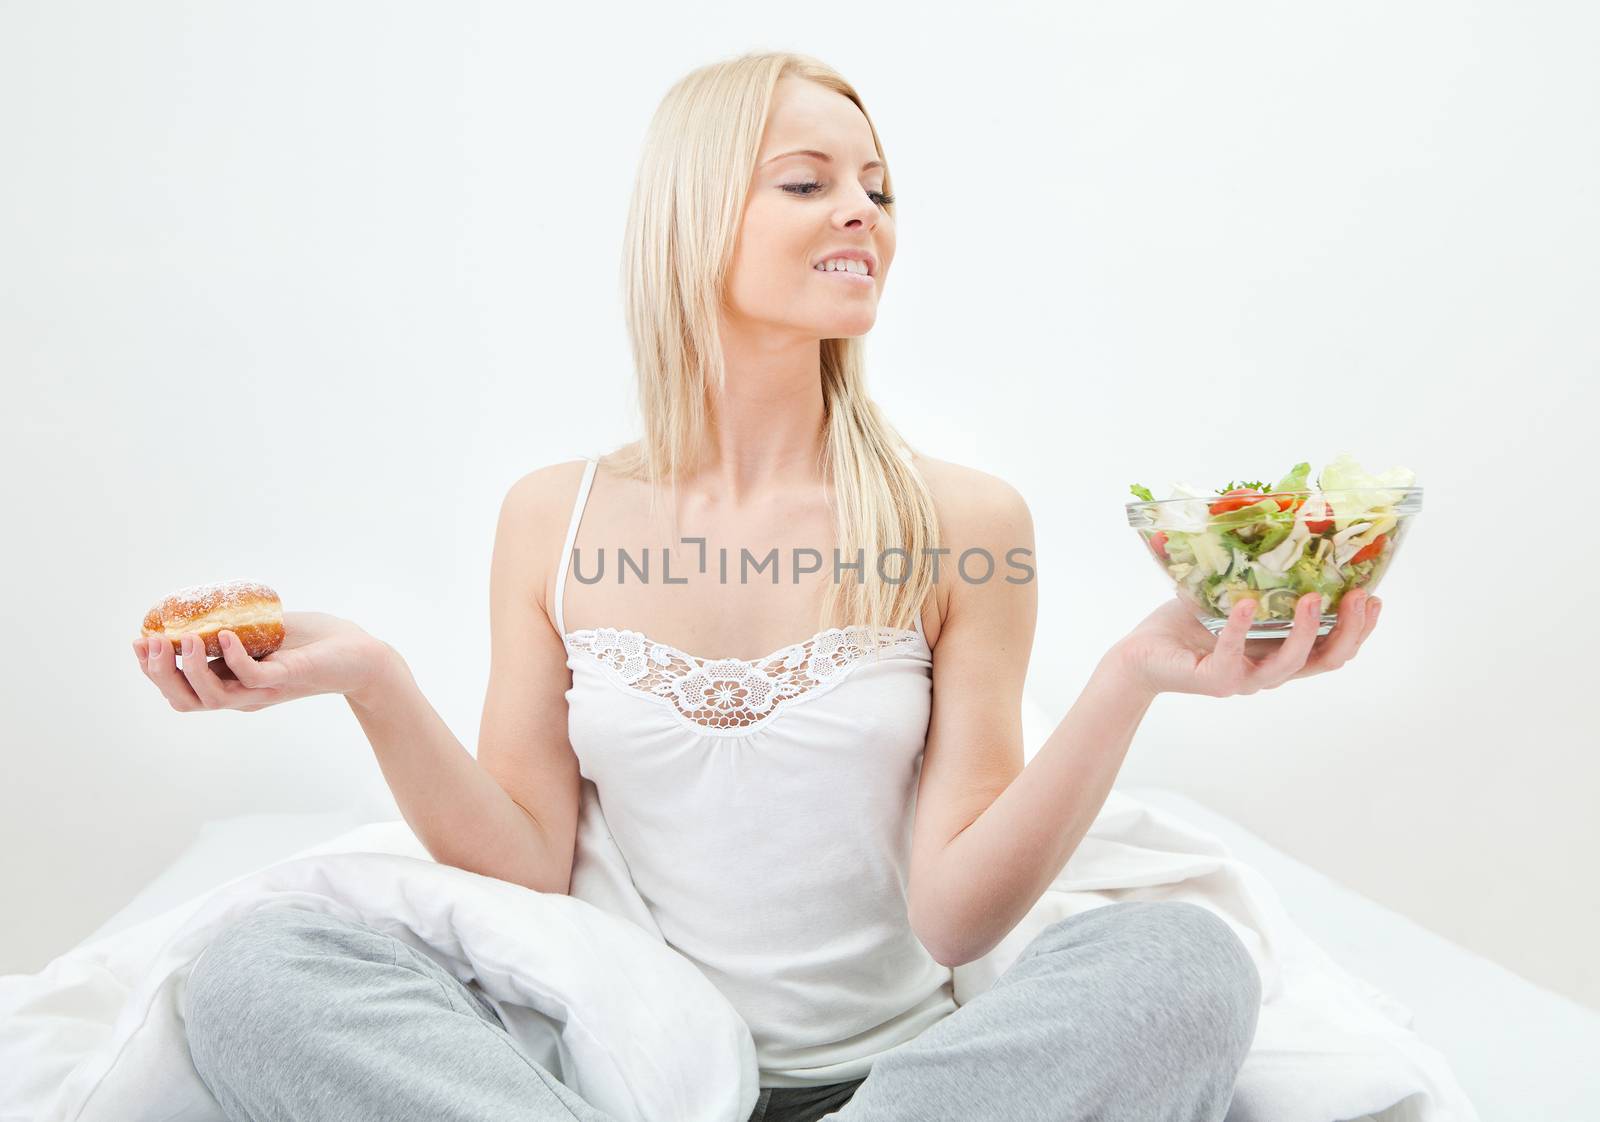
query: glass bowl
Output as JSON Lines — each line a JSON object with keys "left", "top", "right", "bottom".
{"left": 1125, "top": 486, "right": 1422, "bottom": 639}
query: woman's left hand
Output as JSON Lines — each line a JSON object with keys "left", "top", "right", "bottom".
{"left": 1114, "top": 589, "right": 1382, "bottom": 698}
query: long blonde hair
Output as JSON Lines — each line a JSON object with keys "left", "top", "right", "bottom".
{"left": 605, "top": 50, "right": 940, "bottom": 643}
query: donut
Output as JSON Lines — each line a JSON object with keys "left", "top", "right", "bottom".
{"left": 140, "top": 579, "right": 285, "bottom": 660}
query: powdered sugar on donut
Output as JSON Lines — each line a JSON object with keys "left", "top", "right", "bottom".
{"left": 154, "top": 579, "right": 280, "bottom": 619}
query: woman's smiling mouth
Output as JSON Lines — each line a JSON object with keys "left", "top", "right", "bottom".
{"left": 814, "top": 268, "right": 874, "bottom": 286}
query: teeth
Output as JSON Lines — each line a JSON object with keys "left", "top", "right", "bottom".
{"left": 815, "top": 258, "right": 869, "bottom": 275}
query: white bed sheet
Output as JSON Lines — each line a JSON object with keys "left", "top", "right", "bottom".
{"left": 1121, "top": 786, "right": 1600, "bottom": 1122}
{"left": 73, "top": 791, "right": 1600, "bottom": 1122}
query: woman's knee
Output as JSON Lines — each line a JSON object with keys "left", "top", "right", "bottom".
{"left": 1035, "top": 900, "right": 1262, "bottom": 1055}
{"left": 183, "top": 907, "right": 380, "bottom": 1060}
{"left": 1124, "top": 901, "right": 1261, "bottom": 1055}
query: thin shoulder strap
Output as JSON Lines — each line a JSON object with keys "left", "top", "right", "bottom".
{"left": 554, "top": 457, "right": 599, "bottom": 636}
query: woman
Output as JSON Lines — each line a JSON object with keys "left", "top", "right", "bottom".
{"left": 137, "top": 50, "right": 1380, "bottom": 1122}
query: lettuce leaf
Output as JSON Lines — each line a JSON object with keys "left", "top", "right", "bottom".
{"left": 1318, "top": 452, "right": 1416, "bottom": 525}
{"left": 1272, "top": 461, "right": 1312, "bottom": 492}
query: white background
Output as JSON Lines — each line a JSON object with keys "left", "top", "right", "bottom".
{"left": 3, "top": 1, "right": 1595, "bottom": 1013}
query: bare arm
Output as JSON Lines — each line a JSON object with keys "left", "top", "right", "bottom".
{"left": 339, "top": 464, "right": 589, "bottom": 896}
{"left": 345, "top": 650, "right": 572, "bottom": 895}
{"left": 916, "top": 650, "right": 1157, "bottom": 966}
{"left": 907, "top": 464, "right": 1156, "bottom": 968}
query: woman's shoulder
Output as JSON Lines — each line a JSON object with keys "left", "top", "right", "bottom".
{"left": 909, "top": 451, "right": 1032, "bottom": 534}
{"left": 515, "top": 438, "right": 646, "bottom": 491}
{"left": 905, "top": 453, "right": 1034, "bottom": 636}
{"left": 500, "top": 457, "right": 608, "bottom": 626}
{"left": 508, "top": 456, "right": 596, "bottom": 513}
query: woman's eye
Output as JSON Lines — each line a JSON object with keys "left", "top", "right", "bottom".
{"left": 782, "top": 181, "right": 895, "bottom": 207}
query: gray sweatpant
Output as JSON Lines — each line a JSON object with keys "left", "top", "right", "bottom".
{"left": 183, "top": 899, "right": 1260, "bottom": 1122}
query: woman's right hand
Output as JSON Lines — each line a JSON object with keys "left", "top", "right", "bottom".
{"left": 133, "top": 610, "right": 395, "bottom": 713}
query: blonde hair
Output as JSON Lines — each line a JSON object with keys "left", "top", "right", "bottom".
{"left": 605, "top": 49, "right": 940, "bottom": 643}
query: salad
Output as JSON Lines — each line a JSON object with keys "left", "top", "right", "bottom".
{"left": 1128, "top": 453, "right": 1418, "bottom": 623}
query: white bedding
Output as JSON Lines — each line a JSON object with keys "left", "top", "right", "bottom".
{"left": 1122, "top": 786, "right": 1600, "bottom": 1122}
{"left": 0, "top": 779, "right": 1485, "bottom": 1122}
{"left": 64, "top": 790, "right": 1600, "bottom": 1122}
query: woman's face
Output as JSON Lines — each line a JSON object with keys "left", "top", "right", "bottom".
{"left": 724, "top": 77, "right": 895, "bottom": 342}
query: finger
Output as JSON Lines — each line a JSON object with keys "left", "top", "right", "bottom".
{"left": 1343, "top": 593, "right": 1382, "bottom": 655}
{"left": 1360, "top": 597, "right": 1382, "bottom": 640}
{"left": 177, "top": 634, "right": 226, "bottom": 707}
{"left": 1297, "top": 589, "right": 1370, "bottom": 678}
{"left": 1208, "top": 599, "right": 1259, "bottom": 688}
{"left": 1257, "top": 593, "right": 1323, "bottom": 684}
{"left": 182, "top": 633, "right": 265, "bottom": 706}
{"left": 218, "top": 629, "right": 291, "bottom": 690}
{"left": 145, "top": 635, "right": 203, "bottom": 711}
{"left": 216, "top": 630, "right": 260, "bottom": 684}
{"left": 133, "top": 638, "right": 160, "bottom": 681}
{"left": 179, "top": 633, "right": 263, "bottom": 706}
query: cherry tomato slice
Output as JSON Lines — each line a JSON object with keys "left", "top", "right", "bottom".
{"left": 1208, "top": 488, "right": 1266, "bottom": 516}
{"left": 1351, "top": 532, "right": 1387, "bottom": 565}
{"left": 1300, "top": 496, "right": 1334, "bottom": 534}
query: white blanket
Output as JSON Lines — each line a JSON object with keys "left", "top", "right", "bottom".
{"left": 0, "top": 783, "right": 1480, "bottom": 1122}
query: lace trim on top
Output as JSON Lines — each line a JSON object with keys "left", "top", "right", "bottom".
{"left": 564, "top": 624, "right": 924, "bottom": 735}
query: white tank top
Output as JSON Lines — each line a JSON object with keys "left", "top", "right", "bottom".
{"left": 555, "top": 456, "right": 958, "bottom": 1088}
